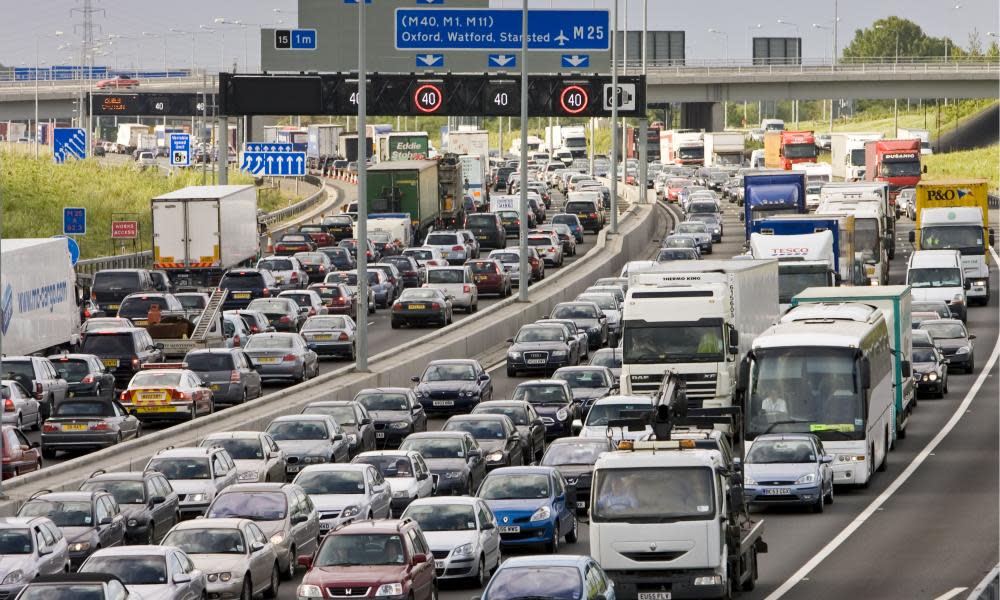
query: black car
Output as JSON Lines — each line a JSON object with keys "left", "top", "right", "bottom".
{"left": 218, "top": 269, "right": 279, "bottom": 310}
{"left": 90, "top": 269, "right": 155, "bottom": 314}
{"left": 398, "top": 431, "right": 486, "bottom": 495}
{"left": 506, "top": 324, "right": 580, "bottom": 377}
{"left": 511, "top": 379, "right": 579, "bottom": 440}
{"left": 552, "top": 366, "right": 616, "bottom": 411}
{"left": 294, "top": 252, "right": 334, "bottom": 283}
{"left": 472, "top": 400, "right": 547, "bottom": 465}
{"left": 563, "top": 199, "right": 603, "bottom": 233}
{"left": 912, "top": 345, "right": 948, "bottom": 398}
{"left": 493, "top": 167, "right": 516, "bottom": 192}
{"left": 245, "top": 297, "right": 306, "bottom": 332}
{"left": 47, "top": 353, "right": 116, "bottom": 400}
{"left": 382, "top": 256, "right": 424, "bottom": 289}
{"left": 317, "top": 246, "right": 357, "bottom": 271}
{"left": 20, "top": 573, "right": 140, "bottom": 600}
{"left": 549, "top": 301, "right": 608, "bottom": 349}
{"left": 919, "top": 319, "right": 976, "bottom": 373}
{"left": 411, "top": 359, "right": 493, "bottom": 414}
{"left": 540, "top": 437, "right": 615, "bottom": 514}
{"left": 442, "top": 414, "right": 524, "bottom": 470}
{"left": 535, "top": 319, "right": 590, "bottom": 362}
{"left": 321, "top": 214, "right": 355, "bottom": 241}
{"left": 465, "top": 213, "right": 507, "bottom": 251}
{"left": 79, "top": 469, "right": 180, "bottom": 544}
{"left": 77, "top": 329, "right": 164, "bottom": 388}
{"left": 301, "top": 400, "right": 377, "bottom": 458}
{"left": 353, "top": 387, "right": 428, "bottom": 448}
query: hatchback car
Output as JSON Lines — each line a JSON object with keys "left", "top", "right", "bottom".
{"left": 527, "top": 233, "right": 564, "bottom": 267}
{"left": 399, "top": 432, "right": 486, "bottom": 496}
{"left": 291, "top": 463, "right": 392, "bottom": 532}
{"left": 144, "top": 446, "right": 239, "bottom": 518}
{"left": 550, "top": 214, "right": 585, "bottom": 243}
{"left": 382, "top": 256, "right": 424, "bottom": 289}
{"left": 919, "top": 319, "right": 976, "bottom": 373}
{"left": 47, "top": 354, "right": 116, "bottom": 400}
{"left": 0, "top": 516, "right": 69, "bottom": 592}
{"left": 481, "top": 555, "right": 614, "bottom": 600}
{"left": 400, "top": 497, "right": 501, "bottom": 586}
{"left": 472, "top": 400, "right": 547, "bottom": 465}
{"left": 353, "top": 388, "right": 427, "bottom": 448}
{"left": 402, "top": 247, "right": 446, "bottom": 268}
{"left": 17, "top": 490, "right": 125, "bottom": 569}
{"left": 673, "top": 222, "right": 713, "bottom": 253}
{"left": 477, "top": 466, "right": 577, "bottom": 553}
{"left": 244, "top": 333, "right": 319, "bottom": 383}
{"left": 299, "top": 315, "right": 357, "bottom": 359}
{"left": 183, "top": 348, "right": 262, "bottom": 407}
{"left": 307, "top": 283, "right": 357, "bottom": 319}
{"left": 79, "top": 469, "right": 180, "bottom": 544}
{"left": 465, "top": 213, "right": 507, "bottom": 251}
{"left": 79, "top": 546, "right": 207, "bottom": 600}
{"left": 278, "top": 290, "right": 328, "bottom": 318}
{"left": 41, "top": 398, "right": 140, "bottom": 458}
{"left": 257, "top": 257, "right": 308, "bottom": 290}
{"left": 443, "top": 414, "right": 524, "bottom": 470}
{"left": 266, "top": 415, "right": 350, "bottom": 479}
{"left": 466, "top": 259, "right": 512, "bottom": 297}
{"left": 199, "top": 431, "right": 287, "bottom": 484}
{"left": 219, "top": 269, "right": 279, "bottom": 310}
{"left": 1, "top": 356, "right": 69, "bottom": 420}
{"left": 744, "top": 433, "right": 835, "bottom": 512}
{"left": 424, "top": 266, "right": 479, "bottom": 313}
{"left": 300, "top": 401, "right": 376, "bottom": 458}
{"left": 246, "top": 298, "right": 306, "bottom": 333}
{"left": 510, "top": 380, "right": 580, "bottom": 440}
{"left": 423, "top": 231, "right": 471, "bottom": 265}
{"left": 275, "top": 234, "right": 316, "bottom": 256}
{"left": 411, "top": 359, "right": 493, "bottom": 414}
{"left": 0, "top": 379, "right": 40, "bottom": 431}
{"left": 392, "top": 288, "right": 454, "bottom": 328}
{"left": 352, "top": 450, "right": 436, "bottom": 516}
{"left": 563, "top": 199, "right": 603, "bottom": 233}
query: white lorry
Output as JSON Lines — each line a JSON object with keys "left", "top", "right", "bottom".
{"left": 458, "top": 154, "right": 488, "bottom": 208}
{"left": 792, "top": 162, "right": 833, "bottom": 209}
{"left": 151, "top": 185, "right": 260, "bottom": 290}
{"left": 703, "top": 132, "right": 745, "bottom": 167}
{"left": 115, "top": 123, "right": 151, "bottom": 154}
{"left": 897, "top": 127, "right": 933, "bottom": 155}
{"left": 0, "top": 239, "right": 82, "bottom": 356}
{"left": 620, "top": 260, "right": 779, "bottom": 405}
{"left": 544, "top": 125, "right": 587, "bottom": 158}
{"left": 749, "top": 230, "right": 839, "bottom": 311}
{"left": 831, "top": 132, "right": 883, "bottom": 181}
{"left": 660, "top": 129, "right": 705, "bottom": 166}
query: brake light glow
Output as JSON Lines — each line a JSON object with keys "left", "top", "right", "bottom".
{"left": 4, "top": 399, "right": 14, "bottom": 412}
{"left": 431, "top": 303, "right": 441, "bottom": 310}
{"left": 279, "top": 316, "right": 291, "bottom": 323}
{"left": 81, "top": 375, "right": 95, "bottom": 384}
{"left": 282, "top": 354, "right": 297, "bottom": 362}
{"left": 263, "top": 288, "right": 271, "bottom": 297}
{"left": 131, "top": 357, "right": 140, "bottom": 368}
{"left": 43, "top": 423, "right": 58, "bottom": 432}
{"left": 338, "top": 332, "right": 349, "bottom": 341}
{"left": 463, "top": 285, "right": 472, "bottom": 293}
{"left": 172, "top": 390, "right": 189, "bottom": 400}
{"left": 233, "top": 335, "right": 241, "bottom": 347}
{"left": 91, "top": 423, "right": 110, "bottom": 431}
{"left": 230, "top": 370, "right": 241, "bottom": 383}
{"left": 452, "top": 245, "right": 465, "bottom": 251}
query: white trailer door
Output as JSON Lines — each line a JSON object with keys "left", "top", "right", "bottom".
{"left": 185, "top": 200, "right": 221, "bottom": 267}
{"left": 152, "top": 201, "right": 188, "bottom": 267}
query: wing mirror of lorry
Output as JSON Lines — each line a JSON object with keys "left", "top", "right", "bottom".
{"left": 901, "top": 360, "right": 911, "bottom": 378}
{"left": 964, "top": 281, "right": 971, "bottom": 291}
{"left": 736, "top": 357, "right": 750, "bottom": 394}
{"left": 908, "top": 230, "right": 916, "bottom": 243}
{"left": 989, "top": 229, "right": 996, "bottom": 246}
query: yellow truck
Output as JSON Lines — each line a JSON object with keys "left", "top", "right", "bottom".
{"left": 910, "top": 179, "right": 994, "bottom": 305}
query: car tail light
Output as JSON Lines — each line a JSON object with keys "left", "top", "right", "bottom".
{"left": 463, "top": 285, "right": 472, "bottom": 293}
{"left": 262, "top": 288, "right": 271, "bottom": 297}
{"left": 319, "top": 265, "right": 326, "bottom": 272}
{"left": 233, "top": 335, "right": 241, "bottom": 347}
{"left": 452, "top": 245, "right": 465, "bottom": 251}
{"left": 338, "top": 332, "right": 349, "bottom": 341}
{"left": 290, "top": 273, "right": 299, "bottom": 282}
{"left": 309, "top": 308, "right": 316, "bottom": 316}
{"left": 172, "top": 390, "right": 189, "bottom": 400}
{"left": 120, "top": 391, "right": 129, "bottom": 401}
{"left": 91, "top": 422, "right": 110, "bottom": 431}
{"left": 250, "top": 325, "right": 260, "bottom": 333}
{"left": 81, "top": 374, "right": 95, "bottom": 384}
{"left": 431, "top": 302, "right": 441, "bottom": 310}
{"left": 34, "top": 382, "right": 43, "bottom": 398}
{"left": 230, "top": 370, "right": 241, "bottom": 383}
{"left": 333, "top": 297, "right": 346, "bottom": 305}
{"left": 550, "top": 247, "right": 556, "bottom": 252}
{"left": 514, "top": 220, "right": 520, "bottom": 226}
{"left": 42, "top": 423, "right": 58, "bottom": 433}
{"left": 83, "top": 308, "right": 92, "bottom": 319}
{"left": 282, "top": 354, "right": 297, "bottom": 362}
{"left": 590, "top": 213, "right": 598, "bottom": 218}
{"left": 405, "top": 270, "right": 417, "bottom": 276}
{"left": 132, "top": 357, "right": 141, "bottom": 368}
{"left": 280, "top": 316, "right": 291, "bottom": 324}
{"left": 393, "top": 304, "right": 403, "bottom": 311}
{"left": 4, "top": 399, "right": 14, "bottom": 412}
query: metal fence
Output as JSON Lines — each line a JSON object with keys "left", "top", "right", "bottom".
{"left": 969, "top": 564, "right": 1000, "bottom": 600}
{"left": 74, "top": 175, "right": 327, "bottom": 276}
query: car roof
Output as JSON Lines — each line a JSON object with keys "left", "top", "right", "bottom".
{"left": 448, "top": 413, "right": 511, "bottom": 422}
{"left": 591, "top": 395, "right": 651, "bottom": 405}
{"left": 33, "top": 573, "right": 124, "bottom": 585}
{"left": 204, "top": 431, "right": 264, "bottom": 440}
{"left": 500, "top": 554, "right": 590, "bottom": 568}
{"left": 219, "top": 483, "right": 292, "bottom": 494}
{"left": 88, "top": 544, "right": 175, "bottom": 557}
{"left": 751, "top": 433, "right": 819, "bottom": 443}
{"left": 355, "top": 387, "right": 410, "bottom": 394}
{"left": 272, "top": 413, "right": 332, "bottom": 422}
{"left": 487, "top": 465, "right": 558, "bottom": 477}
{"left": 0, "top": 516, "right": 53, "bottom": 528}
{"left": 407, "top": 496, "right": 480, "bottom": 507}
{"left": 29, "top": 491, "right": 101, "bottom": 502}
{"left": 170, "top": 517, "right": 248, "bottom": 531}
{"left": 356, "top": 450, "right": 414, "bottom": 459}
{"left": 332, "top": 518, "right": 413, "bottom": 535}
{"left": 405, "top": 431, "right": 470, "bottom": 440}
{"left": 85, "top": 471, "right": 149, "bottom": 482}
{"left": 153, "top": 446, "right": 216, "bottom": 458}
{"left": 426, "top": 359, "right": 479, "bottom": 366}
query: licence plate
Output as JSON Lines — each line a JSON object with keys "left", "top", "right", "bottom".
{"left": 102, "top": 359, "right": 119, "bottom": 368}
{"left": 527, "top": 359, "right": 546, "bottom": 365}
{"left": 234, "top": 292, "right": 251, "bottom": 299}
{"left": 132, "top": 319, "right": 148, "bottom": 326}
{"left": 257, "top": 357, "right": 280, "bottom": 364}
{"left": 498, "top": 525, "right": 520, "bottom": 534}
{"left": 576, "top": 501, "right": 586, "bottom": 508}
{"left": 62, "top": 423, "right": 88, "bottom": 431}
{"left": 433, "top": 400, "right": 454, "bottom": 407}
{"left": 136, "top": 406, "right": 177, "bottom": 413}
{"left": 435, "top": 560, "right": 445, "bottom": 569}
{"left": 107, "top": 304, "right": 120, "bottom": 311}
{"left": 276, "top": 276, "right": 285, "bottom": 283}
{"left": 320, "top": 522, "right": 331, "bottom": 531}
{"left": 287, "top": 465, "right": 301, "bottom": 473}
{"left": 139, "top": 391, "right": 168, "bottom": 402}
{"left": 477, "top": 235, "right": 487, "bottom": 240}
{"left": 376, "top": 432, "right": 385, "bottom": 438}
{"left": 475, "top": 275, "right": 487, "bottom": 282}
{"left": 210, "top": 385, "right": 221, "bottom": 391}
{"left": 764, "top": 488, "right": 791, "bottom": 496}
{"left": 408, "top": 304, "right": 426, "bottom": 310}
{"left": 314, "top": 334, "right": 333, "bottom": 341}
{"left": 638, "top": 593, "right": 671, "bottom": 600}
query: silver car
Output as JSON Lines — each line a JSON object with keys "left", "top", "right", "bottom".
{"left": 144, "top": 446, "right": 239, "bottom": 519}
{"left": 674, "top": 222, "right": 713, "bottom": 254}
{"left": 527, "top": 232, "right": 564, "bottom": 267}
{"left": 278, "top": 290, "right": 328, "bottom": 317}
{"left": 200, "top": 431, "right": 287, "bottom": 484}
{"left": 425, "top": 266, "right": 478, "bottom": 312}
{"left": 243, "top": 333, "right": 319, "bottom": 383}
{"left": 265, "top": 415, "right": 351, "bottom": 480}
{"left": 0, "top": 517, "right": 69, "bottom": 597}
{"left": 351, "top": 450, "right": 436, "bottom": 517}
{"left": 487, "top": 249, "right": 523, "bottom": 286}
{"left": 292, "top": 463, "right": 392, "bottom": 533}
{"left": 257, "top": 256, "right": 308, "bottom": 290}
{"left": 80, "top": 545, "right": 207, "bottom": 600}
{"left": 423, "top": 231, "right": 470, "bottom": 265}
{"left": 0, "top": 380, "right": 40, "bottom": 429}
{"left": 400, "top": 497, "right": 501, "bottom": 586}
{"left": 161, "top": 518, "right": 280, "bottom": 600}
{"left": 205, "top": 483, "right": 320, "bottom": 580}
{"left": 299, "top": 315, "right": 357, "bottom": 359}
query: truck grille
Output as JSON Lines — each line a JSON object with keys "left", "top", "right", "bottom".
{"left": 619, "top": 550, "right": 688, "bottom": 562}
{"left": 628, "top": 373, "right": 663, "bottom": 393}
{"left": 675, "top": 372, "right": 718, "bottom": 401}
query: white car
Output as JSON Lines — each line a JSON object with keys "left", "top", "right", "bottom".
{"left": 527, "top": 232, "right": 564, "bottom": 267}
{"left": 257, "top": 256, "right": 308, "bottom": 290}
{"left": 424, "top": 265, "right": 479, "bottom": 312}
{"left": 402, "top": 246, "right": 446, "bottom": 267}
{"left": 199, "top": 431, "right": 287, "bottom": 484}
{"left": 488, "top": 248, "right": 524, "bottom": 286}
{"left": 574, "top": 395, "right": 652, "bottom": 441}
{"left": 80, "top": 545, "right": 208, "bottom": 600}
{"left": 423, "top": 231, "right": 472, "bottom": 265}
{"left": 401, "top": 496, "right": 502, "bottom": 586}
{"left": 291, "top": 463, "right": 391, "bottom": 533}
{"left": 137, "top": 152, "right": 157, "bottom": 169}
{"left": 352, "top": 450, "right": 436, "bottom": 517}
{"left": 145, "top": 446, "right": 240, "bottom": 519}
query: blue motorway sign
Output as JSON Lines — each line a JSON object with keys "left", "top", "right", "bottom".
{"left": 169, "top": 133, "right": 191, "bottom": 167}
{"left": 274, "top": 29, "right": 318, "bottom": 50}
{"left": 395, "top": 9, "right": 609, "bottom": 51}
{"left": 561, "top": 54, "right": 590, "bottom": 68}
{"left": 53, "top": 127, "right": 86, "bottom": 164}
{"left": 240, "top": 151, "right": 306, "bottom": 176}
{"left": 52, "top": 235, "right": 81, "bottom": 266}
{"left": 63, "top": 207, "right": 86, "bottom": 236}
{"left": 245, "top": 143, "right": 293, "bottom": 153}
{"left": 488, "top": 54, "right": 517, "bottom": 68}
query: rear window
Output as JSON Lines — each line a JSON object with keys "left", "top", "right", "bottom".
{"left": 295, "top": 254, "right": 324, "bottom": 265}
{"left": 93, "top": 271, "right": 140, "bottom": 290}
{"left": 466, "top": 215, "right": 498, "bottom": 228}
{"left": 118, "top": 296, "right": 169, "bottom": 319}
{"left": 527, "top": 237, "right": 553, "bottom": 247}
{"left": 0, "top": 361, "right": 35, "bottom": 381}
{"left": 280, "top": 235, "right": 307, "bottom": 243}
{"left": 184, "top": 353, "right": 235, "bottom": 372}
{"left": 80, "top": 333, "right": 134, "bottom": 355}
{"left": 258, "top": 259, "right": 293, "bottom": 271}
{"left": 311, "top": 286, "right": 344, "bottom": 299}
{"left": 552, "top": 215, "right": 578, "bottom": 225}
{"left": 491, "top": 253, "right": 519, "bottom": 263}
{"left": 51, "top": 359, "right": 92, "bottom": 381}
{"left": 426, "top": 234, "right": 460, "bottom": 245}
{"left": 221, "top": 273, "right": 265, "bottom": 288}
{"left": 468, "top": 262, "right": 498, "bottom": 274}
{"left": 176, "top": 296, "right": 206, "bottom": 310}
{"left": 565, "top": 201, "right": 595, "bottom": 213}
{"left": 427, "top": 270, "right": 464, "bottom": 284}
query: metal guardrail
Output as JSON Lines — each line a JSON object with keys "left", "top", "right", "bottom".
{"left": 988, "top": 193, "right": 999, "bottom": 210}
{"left": 74, "top": 175, "right": 327, "bottom": 276}
{"left": 969, "top": 564, "right": 1000, "bottom": 600}
{"left": 621, "top": 57, "right": 1000, "bottom": 75}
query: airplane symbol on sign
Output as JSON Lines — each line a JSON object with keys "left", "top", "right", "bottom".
{"left": 555, "top": 30, "right": 568, "bottom": 46}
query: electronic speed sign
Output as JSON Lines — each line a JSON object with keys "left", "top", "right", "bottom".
{"left": 412, "top": 83, "right": 444, "bottom": 114}
{"left": 482, "top": 80, "right": 519, "bottom": 116}
{"left": 557, "top": 84, "right": 591, "bottom": 116}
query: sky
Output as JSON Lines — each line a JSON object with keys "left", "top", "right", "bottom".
{"left": 3, "top": 0, "right": 997, "bottom": 72}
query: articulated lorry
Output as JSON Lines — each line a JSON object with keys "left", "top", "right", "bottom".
{"left": 660, "top": 129, "right": 704, "bottom": 166}
{"left": 620, "top": 260, "right": 779, "bottom": 406}
{"left": 743, "top": 172, "right": 807, "bottom": 240}
{"left": 864, "top": 139, "right": 923, "bottom": 199}
{"left": 115, "top": 123, "right": 150, "bottom": 154}
{"left": 820, "top": 181, "right": 895, "bottom": 258}
{"left": 625, "top": 125, "right": 661, "bottom": 162}
{"left": 830, "top": 132, "right": 883, "bottom": 181}
{"left": 764, "top": 130, "right": 817, "bottom": 170}
{"left": 306, "top": 124, "right": 343, "bottom": 169}
{"left": 0, "top": 238, "right": 82, "bottom": 356}
{"left": 910, "top": 179, "right": 993, "bottom": 305}
{"left": 151, "top": 185, "right": 260, "bottom": 289}
{"left": 339, "top": 133, "right": 375, "bottom": 163}
{"left": 377, "top": 131, "right": 430, "bottom": 162}
{"left": 545, "top": 125, "right": 587, "bottom": 158}
{"left": 750, "top": 214, "right": 858, "bottom": 290}
{"left": 703, "top": 132, "right": 745, "bottom": 167}
{"left": 366, "top": 158, "right": 464, "bottom": 239}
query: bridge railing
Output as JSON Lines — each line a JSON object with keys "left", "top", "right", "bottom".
{"left": 619, "top": 56, "right": 1000, "bottom": 74}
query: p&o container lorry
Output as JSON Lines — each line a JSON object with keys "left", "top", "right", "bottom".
{"left": 910, "top": 179, "right": 993, "bottom": 305}
{"left": 0, "top": 238, "right": 82, "bottom": 356}
{"left": 830, "top": 132, "right": 883, "bottom": 181}
{"left": 620, "top": 259, "right": 779, "bottom": 406}
{"left": 151, "top": 185, "right": 260, "bottom": 290}
{"left": 703, "top": 132, "right": 745, "bottom": 167}
{"left": 764, "top": 130, "right": 817, "bottom": 170}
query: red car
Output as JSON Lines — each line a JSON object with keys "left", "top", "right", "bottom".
{"left": 298, "top": 519, "right": 436, "bottom": 600}
{"left": 274, "top": 234, "right": 316, "bottom": 256}
{"left": 307, "top": 283, "right": 357, "bottom": 318}
{"left": 96, "top": 76, "right": 139, "bottom": 89}
{"left": 467, "top": 259, "right": 512, "bottom": 297}
{"left": 299, "top": 225, "right": 334, "bottom": 247}
{"left": 665, "top": 178, "right": 691, "bottom": 202}
{"left": 1, "top": 425, "right": 41, "bottom": 479}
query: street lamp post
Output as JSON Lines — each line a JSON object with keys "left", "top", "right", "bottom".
{"left": 707, "top": 29, "right": 729, "bottom": 61}
{"left": 745, "top": 23, "right": 761, "bottom": 61}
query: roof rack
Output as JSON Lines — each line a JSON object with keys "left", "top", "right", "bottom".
{"left": 89, "top": 469, "right": 107, "bottom": 478}
{"left": 28, "top": 490, "right": 53, "bottom": 500}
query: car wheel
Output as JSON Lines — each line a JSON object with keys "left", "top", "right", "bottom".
{"left": 146, "top": 524, "right": 156, "bottom": 545}
{"left": 15, "top": 415, "right": 22, "bottom": 431}
{"left": 190, "top": 403, "right": 198, "bottom": 420}
{"left": 41, "top": 446, "right": 56, "bottom": 460}
{"left": 546, "top": 528, "right": 560, "bottom": 553}
{"left": 264, "top": 564, "right": 279, "bottom": 599}
{"left": 812, "top": 493, "right": 825, "bottom": 513}
{"left": 507, "top": 366, "right": 516, "bottom": 377}
{"left": 565, "top": 517, "right": 578, "bottom": 543}
{"left": 473, "top": 556, "right": 488, "bottom": 587}
{"left": 296, "top": 367, "right": 306, "bottom": 383}
{"left": 241, "top": 389, "right": 248, "bottom": 405}
{"left": 283, "top": 546, "right": 296, "bottom": 580}
{"left": 825, "top": 480, "right": 834, "bottom": 505}
{"left": 239, "top": 577, "right": 252, "bottom": 600}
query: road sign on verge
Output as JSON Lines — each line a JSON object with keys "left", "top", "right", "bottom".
{"left": 63, "top": 207, "right": 86, "bottom": 236}
{"left": 111, "top": 221, "right": 139, "bottom": 239}
{"left": 395, "top": 9, "right": 609, "bottom": 51}
{"left": 275, "top": 29, "right": 318, "bottom": 50}
{"left": 245, "top": 143, "right": 293, "bottom": 152}
{"left": 169, "top": 133, "right": 191, "bottom": 167}
{"left": 240, "top": 151, "right": 306, "bottom": 176}
{"left": 53, "top": 128, "right": 86, "bottom": 164}
{"left": 52, "top": 235, "right": 81, "bottom": 266}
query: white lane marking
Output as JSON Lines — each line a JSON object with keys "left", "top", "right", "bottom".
{"left": 932, "top": 588, "right": 967, "bottom": 600}
{"left": 765, "top": 251, "right": 1000, "bottom": 600}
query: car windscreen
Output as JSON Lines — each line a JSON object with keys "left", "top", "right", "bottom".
{"left": 303, "top": 317, "right": 349, "bottom": 331}
{"left": 746, "top": 439, "right": 817, "bottom": 464}
{"left": 79, "top": 333, "right": 135, "bottom": 355}
{"left": 54, "top": 401, "right": 115, "bottom": 417}
{"left": 426, "top": 234, "right": 460, "bottom": 245}
{"left": 146, "top": 458, "right": 211, "bottom": 480}
{"left": 399, "top": 290, "right": 441, "bottom": 301}
{"left": 247, "top": 300, "right": 293, "bottom": 313}
{"left": 118, "top": 296, "right": 170, "bottom": 318}
{"left": 266, "top": 420, "right": 329, "bottom": 440}
{"left": 81, "top": 555, "right": 168, "bottom": 585}
{"left": 467, "top": 215, "right": 497, "bottom": 228}
{"left": 443, "top": 419, "right": 506, "bottom": 440}
{"left": 578, "top": 295, "right": 616, "bottom": 310}
{"left": 353, "top": 455, "right": 415, "bottom": 478}
{"left": 201, "top": 437, "right": 264, "bottom": 460}
{"left": 294, "top": 470, "right": 365, "bottom": 495}
{"left": 302, "top": 404, "right": 355, "bottom": 427}
{"left": 422, "top": 364, "right": 476, "bottom": 381}
{"left": 478, "top": 473, "right": 550, "bottom": 499}
{"left": 475, "top": 405, "right": 528, "bottom": 425}
{"left": 541, "top": 441, "right": 607, "bottom": 466}
{"left": 220, "top": 273, "right": 266, "bottom": 288}
{"left": 511, "top": 385, "right": 567, "bottom": 405}
{"left": 591, "top": 466, "right": 714, "bottom": 521}
{"left": 51, "top": 359, "right": 92, "bottom": 381}
{"left": 208, "top": 492, "right": 287, "bottom": 520}
{"left": 921, "top": 322, "right": 967, "bottom": 339}
{"left": 514, "top": 327, "right": 564, "bottom": 343}
{"left": 162, "top": 528, "right": 246, "bottom": 554}
{"left": 402, "top": 504, "right": 476, "bottom": 531}
{"left": 585, "top": 402, "right": 652, "bottom": 426}
{"left": 399, "top": 438, "right": 465, "bottom": 459}
{"left": 18, "top": 500, "right": 93, "bottom": 527}
{"left": 176, "top": 295, "right": 207, "bottom": 310}
{"left": 589, "top": 350, "right": 621, "bottom": 369}
{"left": 550, "top": 304, "right": 598, "bottom": 319}
{"left": 554, "top": 369, "right": 609, "bottom": 388}
{"left": 355, "top": 393, "right": 409, "bottom": 411}
{"left": 427, "top": 270, "right": 464, "bottom": 284}
{"left": 316, "top": 533, "right": 405, "bottom": 566}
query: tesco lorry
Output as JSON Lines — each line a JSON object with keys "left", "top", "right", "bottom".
{"left": 830, "top": 132, "right": 883, "bottom": 181}
{"left": 750, "top": 214, "right": 858, "bottom": 288}
{"left": 750, "top": 230, "right": 839, "bottom": 311}
{"left": 151, "top": 185, "right": 260, "bottom": 289}
{"left": 0, "top": 238, "right": 82, "bottom": 356}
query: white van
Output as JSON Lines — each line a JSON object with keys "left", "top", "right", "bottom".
{"left": 906, "top": 249, "right": 967, "bottom": 322}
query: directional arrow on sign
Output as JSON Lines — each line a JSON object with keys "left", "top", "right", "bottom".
{"left": 561, "top": 54, "right": 589, "bottom": 68}
{"left": 417, "top": 0, "right": 444, "bottom": 3}
{"left": 416, "top": 54, "right": 444, "bottom": 67}
{"left": 489, "top": 54, "right": 516, "bottom": 67}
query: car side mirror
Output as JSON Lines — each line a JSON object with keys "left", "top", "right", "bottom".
{"left": 478, "top": 373, "right": 490, "bottom": 382}
{"left": 468, "top": 449, "right": 482, "bottom": 460}
{"left": 481, "top": 521, "right": 495, "bottom": 531}
{"left": 30, "top": 441, "right": 40, "bottom": 449}
{"left": 417, "top": 472, "right": 428, "bottom": 481}
{"left": 571, "top": 419, "right": 583, "bottom": 435}
{"left": 411, "top": 376, "right": 420, "bottom": 383}
{"left": 908, "top": 230, "right": 915, "bottom": 243}
{"left": 901, "top": 360, "right": 911, "bottom": 378}
{"left": 291, "top": 514, "right": 308, "bottom": 525}
{"left": 964, "top": 281, "right": 971, "bottom": 290}
{"left": 412, "top": 553, "right": 429, "bottom": 564}
{"left": 334, "top": 433, "right": 344, "bottom": 441}
{"left": 173, "top": 573, "right": 193, "bottom": 584}
{"left": 361, "top": 418, "right": 372, "bottom": 425}
{"left": 150, "top": 495, "right": 166, "bottom": 505}
{"left": 37, "top": 545, "right": 53, "bottom": 556}
{"left": 298, "top": 555, "right": 313, "bottom": 569}
{"left": 99, "top": 516, "right": 113, "bottom": 526}
{"left": 969, "top": 334, "right": 976, "bottom": 340}
{"left": 251, "top": 542, "right": 265, "bottom": 552}
{"left": 821, "top": 455, "right": 835, "bottom": 464}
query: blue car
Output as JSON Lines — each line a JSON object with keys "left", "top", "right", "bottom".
{"left": 743, "top": 433, "right": 835, "bottom": 512}
{"left": 482, "top": 555, "right": 615, "bottom": 600}
{"left": 477, "top": 466, "right": 577, "bottom": 552}
{"left": 551, "top": 214, "right": 585, "bottom": 244}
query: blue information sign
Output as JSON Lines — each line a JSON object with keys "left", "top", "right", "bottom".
{"left": 62, "top": 207, "right": 86, "bottom": 236}
{"left": 245, "top": 143, "right": 293, "bottom": 153}
{"left": 169, "top": 133, "right": 191, "bottom": 167}
{"left": 274, "top": 29, "right": 318, "bottom": 50}
{"left": 240, "top": 151, "right": 306, "bottom": 176}
{"left": 52, "top": 235, "right": 81, "bottom": 266}
{"left": 395, "top": 9, "right": 609, "bottom": 51}
{"left": 53, "top": 127, "right": 86, "bottom": 164}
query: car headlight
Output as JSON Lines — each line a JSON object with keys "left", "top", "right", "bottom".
{"left": 304, "top": 456, "right": 328, "bottom": 464}
{"left": 238, "top": 470, "right": 259, "bottom": 481}
{"left": 587, "top": 327, "right": 600, "bottom": 333}
{"left": 928, "top": 372, "right": 938, "bottom": 381}
{"left": 529, "top": 505, "right": 552, "bottom": 521}
{"left": 952, "top": 294, "right": 965, "bottom": 304}
{"left": 444, "top": 471, "right": 463, "bottom": 479}
{"left": 956, "top": 346, "right": 970, "bottom": 355}
{"left": 460, "top": 390, "right": 476, "bottom": 397}
{"left": 795, "top": 473, "right": 817, "bottom": 485}
{"left": 341, "top": 505, "right": 361, "bottom": 518}
{"left": 297, "top": 584, "right": 324, "bottom": 599}
{"left": 392, "top": 489, "right": 410, "bottom": 498}
{"left": 453, "top": 543, "right": 474, "bottom": 557}
{"left": 188, "top": 493, "right": 208, "bottom": 503}
{"left": 270, "top": 532, "right": 286, "bottom": 545}
{"left": 486, "top": 451, "right": 504, "bottom": 462}
{"left": 207, "top": 573, "right": 233, "bottom": 583}
{"left": 555, "top": 408, "right": 569, "bottom": 421}
{"left": 2, "top": 570, "right": 24, "bottom": 585}
{"left": 127, "top": 518, "right": 138, "bottom": 527}
{"left": 551, "top": 350, "right": 567, "bottom": 357}
{"left": 347, "top": 433, "right": 358, "bottom": 444}
{"left": 69, "top": 542, "right": 91, "bottom": 553}
{"left": 743, "top": 476, "right": 756, "bottom": 486}
{"left": 390, "top": 421, "right": 410, "bottom": 430}
{"left": 975, "top": 280, "right": 987, "bottom": 287}
{"left": 508, "top": 351, "right": 522, "bottom": 360}
{"left": 376, "top": 583, "right": 403, "bottom": 597}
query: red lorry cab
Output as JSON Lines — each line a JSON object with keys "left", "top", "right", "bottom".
{"left": 864, "top": 139, "right": 922, "bottom": 198}
{"left": 779, "top": 131, "right": 818, "bottom": 169}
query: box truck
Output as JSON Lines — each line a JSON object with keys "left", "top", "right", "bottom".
{"left": 897, "top": 127, "right": 932, "bottom": 155}
{"left": 339, "top": 133, "right": 375, "bottom": 163}
{"left": 703, "top": 131, "right": 745, "bottom": 167}
{"left": 115, "top": 123, "right": 150, "bottom": 153}
{"left": 660, "top": 129, "right": 704, "bottom": 165}
{"left": 377, "top": 132, "right": 430, "bottom": 162}
{"left": 151, "top": 185, "right": 260, "bottom": 289}
{"left": 366, "top": 160, "right": 453, "bottom": 238}
{"left": 306, "top": 124, "right": 343, "bottom": 168}
{"left": 830, "top": 132, "right": 883, "bottom": 181}
{"left": 750, "top": 230, "right": 840, "bottom": 311}
{"left": 0, "top": 239, "right": 82, "bottom": 356}
{"left": 743, "top": 172, "right": 807, "bottom": 240}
